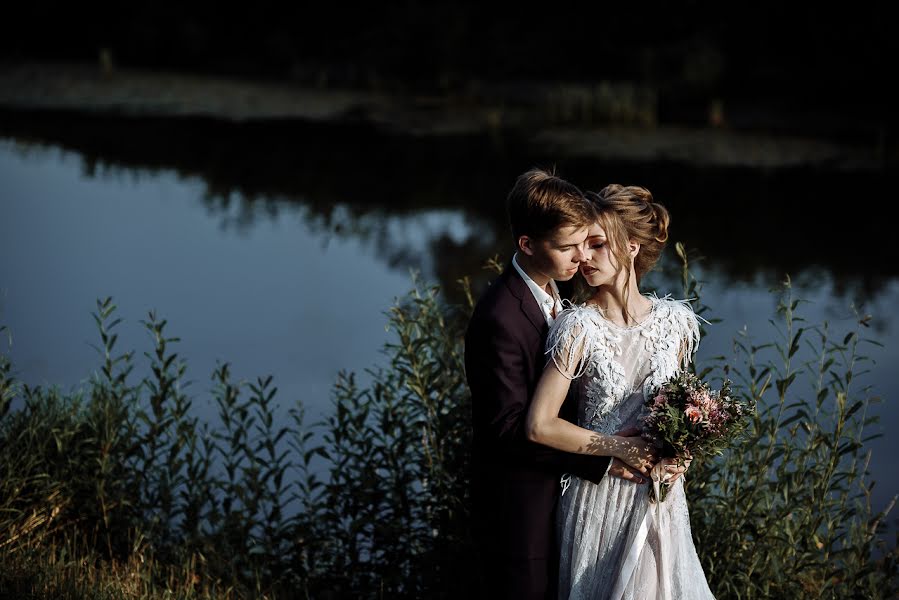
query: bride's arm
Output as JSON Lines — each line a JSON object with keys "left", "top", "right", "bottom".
{"left": 526, "top": 363, "right": 657, "bottom": 476}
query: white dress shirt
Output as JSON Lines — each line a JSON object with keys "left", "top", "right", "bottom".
{"left": 512, "top": 253, "right": 564, "bottom": 326}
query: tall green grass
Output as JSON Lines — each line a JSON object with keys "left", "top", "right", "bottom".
{"left": 674, "top": 245, "right": 897, "bottom": 597}
{"left": 1, "top": 254, "right": 896, "bottom": 599}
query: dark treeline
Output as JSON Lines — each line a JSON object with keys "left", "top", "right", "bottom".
{"left": 2, "top": 4, "right": 896, "bottom": 133}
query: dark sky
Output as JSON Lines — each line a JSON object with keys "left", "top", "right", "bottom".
{"left": 3, "top": 3, "right": 895, "bottom": 148}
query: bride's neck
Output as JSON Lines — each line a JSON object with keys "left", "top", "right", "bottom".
{"left": 589, "top": 285, "right": 651, "bottom": 325}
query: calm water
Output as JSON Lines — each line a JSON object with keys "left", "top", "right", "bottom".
{"left": 1, "top": 115, "right": 896, "bottom": 535}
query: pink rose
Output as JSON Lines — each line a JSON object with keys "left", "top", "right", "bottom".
{"left": 653, "top": 393, "right": 668, "bottom": 408}
{"left": 691, "top": 389, "right": 713, "bottom": 410}
{"left": 685, "top": 405, "right": 703, "bottom": 423}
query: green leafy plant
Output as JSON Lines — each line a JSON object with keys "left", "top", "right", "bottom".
{"left": 1, "top": 253, "right": 895, "bottom": 599}
{"left": 673, "top": 251, "right": 898, "bottom": 599}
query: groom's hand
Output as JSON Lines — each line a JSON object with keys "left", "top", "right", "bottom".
{"left": 607, "top": 458, "right": 648, "bottom": 485}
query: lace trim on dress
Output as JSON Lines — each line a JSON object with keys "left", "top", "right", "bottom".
{"left": 546, "top": 302, "right": 628, "bottom": 429}
{"left": 640, "top": 294, "right": 702, "bottom": 400}
{"left": 545, "top": 300, "right": 608, "bottom": 380}
{"left": 548, "top": 295, "right": 704, "bottom": 499}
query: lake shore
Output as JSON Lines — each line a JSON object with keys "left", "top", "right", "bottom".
{"left": 0, "top": 61, "right": 888, "bottom": 171}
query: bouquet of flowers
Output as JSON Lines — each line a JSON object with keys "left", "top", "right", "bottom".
{"left": 640, "top": 370, "right": 754, "bottom": 502}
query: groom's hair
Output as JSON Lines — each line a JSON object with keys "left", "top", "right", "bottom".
{"left": 507, "top": 167, "right": 595, "bottom": 241}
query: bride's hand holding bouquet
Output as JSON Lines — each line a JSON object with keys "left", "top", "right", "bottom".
{"left": 640, "top": 371, "right": 754, "bottom": 502}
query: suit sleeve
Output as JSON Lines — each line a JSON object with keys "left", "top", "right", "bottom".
{"left": 466, "top": 313, "right": 610, "bottom": 484}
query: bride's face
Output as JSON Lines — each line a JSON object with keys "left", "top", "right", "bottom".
{"left": 579, "top": 222, "right": 629, "bottom": 288}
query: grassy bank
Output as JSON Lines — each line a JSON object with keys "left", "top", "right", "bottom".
{"left": 1, "top": 250, "right": 896, "bottom": 598}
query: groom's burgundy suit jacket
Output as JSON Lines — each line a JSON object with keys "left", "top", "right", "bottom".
{"left": 465, "top": 264, "right": 611, "bottom": 598}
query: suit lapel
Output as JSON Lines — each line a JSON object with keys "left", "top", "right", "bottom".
{"left": 502, "top": 264, "right": 548, "bottom": 338}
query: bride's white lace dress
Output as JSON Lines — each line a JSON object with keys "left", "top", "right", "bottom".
{"left": 547, "top": 295, "right": 715, "bottom": 600}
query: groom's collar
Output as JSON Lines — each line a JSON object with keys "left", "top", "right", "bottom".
{"left": 512, "top": 253, "right": 559, "bottom": 306}
{"left": 503, "top": 259, "right": 550, "bottom": 336}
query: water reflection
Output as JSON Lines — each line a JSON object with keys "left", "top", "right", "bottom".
{"left": 1, "top": 109, "right": 895, "bottom": 304}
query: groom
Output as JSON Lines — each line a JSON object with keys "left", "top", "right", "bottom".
{"left": 465, "top": 168, "right": 647, "bottom": 599}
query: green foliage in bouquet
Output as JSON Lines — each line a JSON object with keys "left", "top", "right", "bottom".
{"left": 642, "top": 371, "right": 751, "bottom": 464}
{"left": 641, "top": 370, "right": 753, "bottom": 502}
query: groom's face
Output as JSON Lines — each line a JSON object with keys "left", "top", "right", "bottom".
{"left": 523, "top": 224, "right": 591, "bottom": 282}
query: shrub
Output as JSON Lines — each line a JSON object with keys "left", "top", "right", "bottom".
{"left": 1, "top": 255, "right": 895, "bottom": 599}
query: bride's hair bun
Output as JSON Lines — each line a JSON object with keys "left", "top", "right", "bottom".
{"left": 589, "top": 184, "right": 671, "bottom": 279}
{"left": 633, "top": 187, "right": 670, "bottom": 244}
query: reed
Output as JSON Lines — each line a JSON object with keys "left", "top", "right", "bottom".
{"left": 1, "top": 252, "right": 895, "bottom": 598}
{"left": 674, "top": 244, "right": 898, "bottom": 598}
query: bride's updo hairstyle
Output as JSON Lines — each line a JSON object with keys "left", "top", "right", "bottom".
{"left": 586, "top": 183, "right": 670, "bottom": 289}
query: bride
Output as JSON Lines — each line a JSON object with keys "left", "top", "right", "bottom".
{"left": 526, "top": 184, "right": 715, "bottom": 599}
